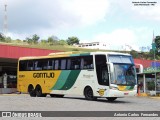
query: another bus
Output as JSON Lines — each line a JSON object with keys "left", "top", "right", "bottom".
{"left": 17, "top": 51, "right": 137, "bottom": 101}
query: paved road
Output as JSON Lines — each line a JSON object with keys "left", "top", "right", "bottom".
{"left": 0, "top": 94, "right": 160, "bottom": 120}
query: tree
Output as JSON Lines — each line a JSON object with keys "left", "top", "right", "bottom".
{"left": 66, "top": 36, "right": 79, "bottom": 45}
{"left": 47, "top": 37, "right": 54, "bottom": 44}
{"left": 0, "top": 33, "right": 5, "bottom": 42}
{"left": 147, "top": 81, "right": 155, "bottom": 90}
{"left": 41, "top": 39, "right": 48, "bottom": 45}
{"left": 155, "top": 36, "right": 160, "bottom": 52}
{"left": 15, "top": 39, "right": 22, "bottom": 43}
{"left": 26, "top": 37, "right": 33, "bottom": 44}
{"left": 130, "top": 50, "right": 138, "bottom": 58}
{"left": 26, "top": 34, "right": 40, "bottom": 44}
{"left": 32, "top": 34, "right": 40, "bottom": 44}
{"left": 5, "top": 37, "right": 12, "bottom": 43}
{"left": 58, "top": 39, "right": 67, "bottom": 45}
{"left": 47, "top": 35, "right": 59, "bottom": 45}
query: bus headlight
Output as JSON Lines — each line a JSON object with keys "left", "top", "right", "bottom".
{"left": 110, "top": 86, "right": 119, "bottom": 90}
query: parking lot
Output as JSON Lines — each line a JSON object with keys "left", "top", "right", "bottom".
{"left": 0, "top": 94, "right": 160, "bottom": 119}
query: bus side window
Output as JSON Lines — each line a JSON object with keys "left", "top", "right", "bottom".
{"left": 34, "top": 61, "right": 42, "bottom": 70}
{"left": 61, "top": 59, "right": 66, "bottom": 70}
{"left": 81, "top": 56, "right": 93, "bottom": 69}
{"left": 19, "top": 61, "right": 27, "bottom": 71}
{"left": 47, "top": 60, "right": 54, "bottom": 70}
{"left": 71, "top": 57, "right": 80, "bottom": 70}
{"left": 27, "top": 61, "right": 34, "bottom": 71}
{"left": 55, "top": 60, "right": 59, "bottom": 70}
{"left": 42, "top": 60, "right": 48, "bottom": 70}
{"left": 67, "top": 59, "right": 71, "bottom": 70}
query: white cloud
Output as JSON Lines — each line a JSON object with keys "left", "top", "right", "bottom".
{"left": 81, "top": 27, "right": 152, "bottom": 51}
{"left": 94, "top": 28, "right": 136, "bottom": 45}
{"left": 61, "top": 0, "right": 109, "bottom": 25}
{"left": 0, "top": 0, "right": 110, "bottom": 39}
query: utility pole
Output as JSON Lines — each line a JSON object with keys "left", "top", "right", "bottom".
{"left": 153, "top": 31, "right": 157, "bottom": 95}
{"left": 3, "top": 0, "right": 8, "bottom": 37}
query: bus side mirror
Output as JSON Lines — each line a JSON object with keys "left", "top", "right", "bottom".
{"left": 107, "top": 62, "right": 114, "bottom": 73}
{"left": 106, "top": 62, "right": 114, "bottom": 82}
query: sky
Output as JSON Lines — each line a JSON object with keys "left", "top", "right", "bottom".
{"left": 0, "top": 0, "right": 160, "bottom": 51}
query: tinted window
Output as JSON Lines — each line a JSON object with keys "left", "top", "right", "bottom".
{"left": 61, "top": 59, "right": 66, "bottom": 70}
{"left": 27, "top": 61, "right": 34, "bottom": 71}
{"left": 19, "top": 55, "right": 94, "bottom": 71}
{"left": 55, "top": 60, "right": 59, "bottom": 70}
{"left": 81, "top": 56, "right": 93, "bottom": 69}
{"left": 19, "top": 60, "right": 27, "bottom": 71}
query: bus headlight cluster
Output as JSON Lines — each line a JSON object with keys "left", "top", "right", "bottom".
{"left": 110, "top": 86, "right": 119, "bottom": 90}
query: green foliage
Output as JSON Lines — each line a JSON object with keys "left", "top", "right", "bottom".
{"left": 58, "top": 39, "right": 67, "bottom": 45}
{"left": 32, "top": 34, "right": 40, "bottom": 44}
{"left": 5, "top": 37, "right": 12, "bottom": 43}
{"left": 15, "top": 39, "right": 22, "bottom": 43}
{"left": 72, "top": 48, "right": 79, "bottom": 51}
{"left": 26, "top": 37, "right": 33, "bottom": 44}
{"left": 130, "top": 50, "right": 138, "bottom": 58}
{"left": 40, "top": 39, "right": 48, "bottom": 44}
{"left": 47, "top": 35, "right": 59, "bottom": 45}
{"left": 155, "top": 36, "right": 160, "bottom": 50}
{"left": 147, "top": 81, "right": 155, "bottom": 90}
{"left": 26, "top": 34, "right": 40, "bottom": 44}
{"left": 66, "top": 36, "right": 79, "bottom": 45}
{"left": 0, "top": 33, "right": 5, "bottom": 42}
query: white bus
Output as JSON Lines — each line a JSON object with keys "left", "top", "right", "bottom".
{"left": 17, "top": 51, "right": 137, "bottom": 101}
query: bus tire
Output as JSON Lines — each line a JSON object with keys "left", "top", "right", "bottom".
{"left": 35, "top": 85, "right": 47, "bottom": 97}
{"left": 28, "top": 85, "right": 36, "bottom": 97}
{"left": 84, "top": 87, "right": 97, "bottom": 101}
{"left": 106, "top": 97, "right": 117, "bottom": 102}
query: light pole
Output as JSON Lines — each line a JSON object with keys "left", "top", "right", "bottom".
{"left": 152, "top": 31, "right": 157, "bottom": 95}
{"left": 154, "top": 51, "right": 157, "bottom": 95}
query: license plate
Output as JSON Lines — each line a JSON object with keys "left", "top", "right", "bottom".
{"left": 124, "top": 93, "right": 128, "bottom": 95}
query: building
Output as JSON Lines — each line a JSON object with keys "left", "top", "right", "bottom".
{"left": 76, "top": 42, "right": 109, "bottom": 50}
{"left": 0, "top": 43, "right": 61, "bottom": 93}
{"left": 135, "top": 59, "right": 160, "bottom": 95}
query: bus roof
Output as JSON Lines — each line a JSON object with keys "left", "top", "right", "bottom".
{"left": 18, "top": 51, "right": 131, "bottom": 60}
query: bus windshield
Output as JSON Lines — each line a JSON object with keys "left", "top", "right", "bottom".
{"left": 111, "top": 64, "right": 136, "bottom": 85}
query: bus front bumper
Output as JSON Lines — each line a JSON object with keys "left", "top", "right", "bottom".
{"left": 106, "top": 89, "right": 137, "bottom": 97}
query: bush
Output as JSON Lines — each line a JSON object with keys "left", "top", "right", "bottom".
{"left": 147, "top": 81, "right": 155, "bottom": 90}
{"left": 72, "top": 49, "right": 79, "bottom": 51}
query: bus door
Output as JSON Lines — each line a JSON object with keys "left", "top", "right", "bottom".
{"left": 95, "top": 55, "right": 109, "bottom": 86}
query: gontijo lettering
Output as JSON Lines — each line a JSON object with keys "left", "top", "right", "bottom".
{"left": 33, "top": 72, "right": 54, "bottom": 78}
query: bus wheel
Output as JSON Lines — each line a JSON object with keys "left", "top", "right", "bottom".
{"left": 28, "top": 85, "right": 36, "bottom": 97}
{"left": 106, "top": 97, "right": 117, "bottom": 102}
{"left": 84, "top": 87, "right": 97, "bottom": 101}
{"left": 35, "top": 85, "right": 47, "bottom": 97}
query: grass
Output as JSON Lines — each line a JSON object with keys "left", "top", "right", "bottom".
{"left": 0, "top": 42, "right": 128, "bottom": 53}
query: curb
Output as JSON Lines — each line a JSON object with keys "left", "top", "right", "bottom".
{"left": 137, "top": 93, "right": 160, "bottom": 99}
